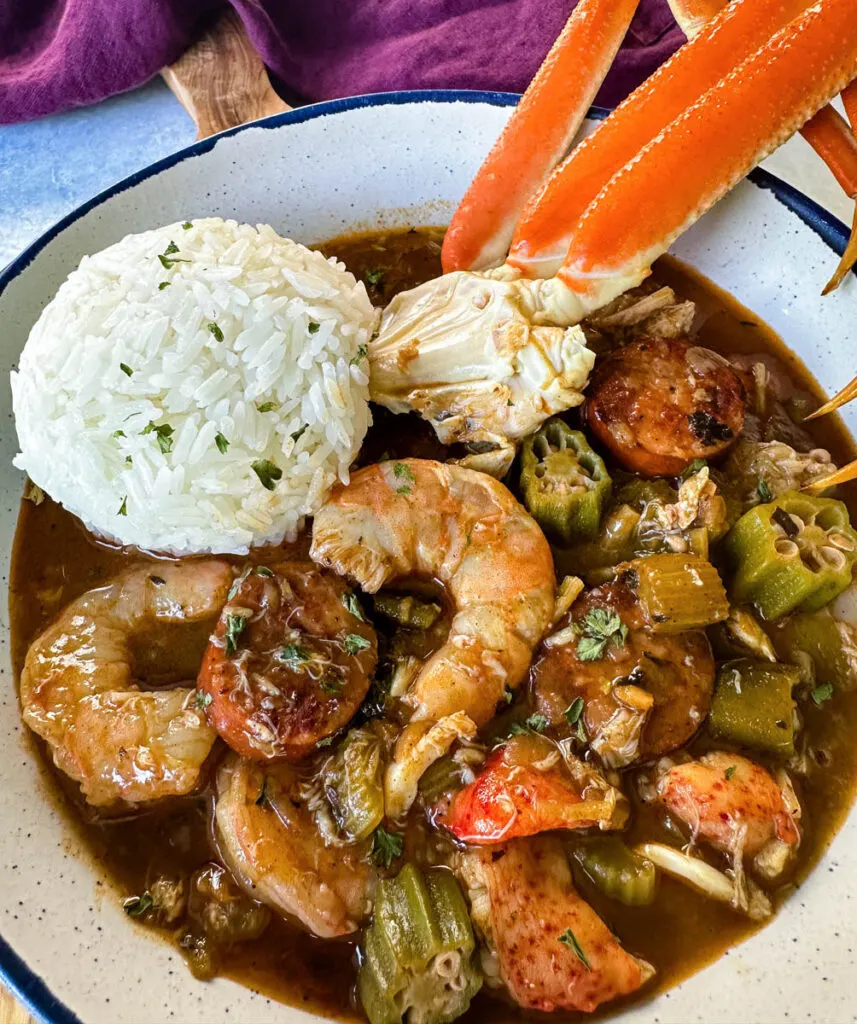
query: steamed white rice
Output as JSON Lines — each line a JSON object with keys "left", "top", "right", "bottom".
{"left": 11, "top": 217, "right": 379, "bottom": 554}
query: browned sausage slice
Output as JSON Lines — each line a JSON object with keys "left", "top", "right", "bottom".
{"left": 586, "top": 337, "right": 746, "bottom": 476}
{"left": 197, "top": 563, "right": 376, "bottom": 760}
{"left": 530, "top": 577, "right": 715, "bottom": 766}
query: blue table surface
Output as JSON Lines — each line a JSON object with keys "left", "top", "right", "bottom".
{"left": 0, "top": 79, "right": 197, "bottom": 269}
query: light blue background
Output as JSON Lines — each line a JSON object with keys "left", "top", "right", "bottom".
{"left": 0, "top": 80, "right": 196, "bottom": 268}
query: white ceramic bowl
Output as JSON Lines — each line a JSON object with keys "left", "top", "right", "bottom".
{"left": 1, "top": 92, "right": 855, "bottom": 1024}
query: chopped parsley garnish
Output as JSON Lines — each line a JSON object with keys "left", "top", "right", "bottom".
{"left": 118, "top": 496, "right": 128, "bottom": 516}
{"left": 214, "top": 432, "right": 229, "bottom": 454}
{"left": 371, "top": 827, "right": 404, "bottom": 868}
{"left": 320, "top": 676, "right": 342, "bottom": 695}
{"left": 351, "top": 344, "right": 368, "bottom": 365}
{"left": 344, "top": 633, "right": 372, "bottom": 655}
{"left": 811, "top": 682, "right": 834, "bottom": 706}
{"left": 316, "top": 736, "right": 335, "bottom": 748}
{"left": 558, "top": 928, "right": 591, "bottom": 970}
{"left": 119, "top": 363, "right": 134, "bottom": 377}
{"left": 280, "top": 644, "right": 310, "bottom": 669}
{"left": 157, "top": 241, "right": 190, "bottom": 269}
{"left": 507, "top": 714, "right": 549, "bottom": 738}
{"left": 208, "top": 322, "right": 224, "bottom": 342}
{"left": 364, "top": 267, "right": 385, "bottom": 287}
{"left": 308, "top": 321, "right": 320, "bottom": 334}
{"left": 195, "top": 690, "right": 213, "bottom": 711}
{"left": 575, "top": 608, "right": 628, "bottom": 662}
{"left": 681, "top": 458, "right": 707, "bottom": 481}
{"left": 342, "top": 591, "right": 365, "bottom": 621}
{"left": 256, "top": 401, "right": 278, "bottom": 413}
{"left": 182, "top": 222, "right": 193, "bottom": 230}
{"left": 142, "top": 421, "right": 175, "bottom": 455}
{"left": 290, "top": 425, "right": 307, "bottom": 443}
{"left": 123, "top": 892, "right": 154, "bottom": 918}
{"left": 112, "top": 429, "right": 126, "bottom": 438}
{"left": 565, "top": 697, "right": 585, "bottom": 727}
{"left": 158, "top": 281, "right": 171, "bottom": 290}
{"left": 757, "top": 478, "right": 773, "bottom": 503}
{"left": 251, "top": 459, "right": 282, "bottom": 491}
{"left": 393, "top": 461, "right": 415, "bottom": 495}
{"left": 725, "top": 765, "right": 737, "bottom": 781}
{"left": 125, "top": 455, "right": 133, "bottom": 465}
{"left": 224, "top": 613, "right": 247, "bottom": 655}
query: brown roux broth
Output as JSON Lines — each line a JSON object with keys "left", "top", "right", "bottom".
{"left": 9, "top": 227, "right": 857, "bottom": 1022}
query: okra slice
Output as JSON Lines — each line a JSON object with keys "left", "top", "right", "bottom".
{"left": 358, "top": 864, "right": 482, "bottom": 1024}
{"left": 519, "top": 418, "right": 612, "bottom": 543}
{"left": 708, "top": 658, "right": 799, "bottom": 756}
{"left": 320, "top": 725, "right": 385, "bottom": 843}
{"left": 725, "top": 491, "right": 857, "bottom": 620}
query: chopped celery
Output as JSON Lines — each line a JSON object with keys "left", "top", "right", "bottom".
{"left": 708, "top": 659, "right": 799, "bottom": 756}
{"left": 358, "top": 864, "right": 481, "bottom": 1024}
{"left": 632, "top": 554, "right": 729, "bottom": 633}
{"left": 571, "top": 837, "right": 657, "bottom": 906}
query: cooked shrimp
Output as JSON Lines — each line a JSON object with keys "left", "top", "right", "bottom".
{"left": 586, "top": 338, "right": 746, "bottom": 476}
{"left": 652, "top": 752, "right": 800, "bottom": 876}
{"left": 20, "top": 561, "right": 232, "bottom": 807}
{"left": 438, "top": 732, "right": 627, "bottom": 844}
{"left": 197, "top": 563, "right": 377, "bottom": 760}
{"left": 311, "top": 459, "right": 555, "bottom": 814}
{"left": 458, "top": 836, "right": 653, "bottom": 1013}
{"left": 531, "top": 577, "right": 715, "bottom": 767}
{"left": 214, "top": 754, "right": 375, "bottom": 938}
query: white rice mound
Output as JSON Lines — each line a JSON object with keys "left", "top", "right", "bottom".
{"left": 11, "top": 218, "right": 379, "bottom": 554}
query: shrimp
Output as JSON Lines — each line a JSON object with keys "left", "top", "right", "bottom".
{"left": 651, "top": 752, "right": 800, "bottom": 877}
{"left": 197, "top": 563, "right": 377, "bottom": 760}
{"left": 585, "top": 338, "right": 746, "bottom": 476}
{"left": 311, "top": 458, "right": 556, "bottom": 815}
{"left": 457, "top": 836, "right": 653, "bottom": 1013}
{"left": 214, "top": 754, "right": 375, "bottom": 938}
{"left": 20, "top": 561, "right": 232, "bottom": 807}
{"left": 438, "top": 732, "right": 628, "bottom": 844}
{"left": 531, "top": 577, "right": 715, "bottom": 767}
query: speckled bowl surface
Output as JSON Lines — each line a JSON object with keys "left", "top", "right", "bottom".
{"left": 0, "top": 92, "right": 855, "bottom": 1024}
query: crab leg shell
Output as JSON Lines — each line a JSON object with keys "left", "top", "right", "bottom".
{"left": 805, "top": 373, "right": 857, "bottom": 422}
{"left": 667, "top": 0, "right": 857, "bottom": 295}
{"left": 440, "top": 0, "right": 640, "bottom": 275}
{"left": 553, "top": 0, "right": 857, "bottom": 304}
{"left": 509, "top": 0, "right": 817, "bottom": 278}
{"left": 845, "top": 80, "right": 857, "bottom": 131}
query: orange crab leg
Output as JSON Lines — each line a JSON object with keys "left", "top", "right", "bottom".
{"left": 508, "top": 0, "right": 817, "bottom": 277}
{"left": 440, "top": 0, "right": 640, "bottom": 274}
{"left": 552, "top": 0, "right": 857, "bottom": 305}
{"left": 668, "top": 0, "right": 857, "bottom": 295}
{"left": 845, "top": 81, "right": 857, "bottom": 130}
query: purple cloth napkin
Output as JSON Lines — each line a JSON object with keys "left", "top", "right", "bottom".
{"left": 0, "top": 0, "right": 683, "bottom": 125}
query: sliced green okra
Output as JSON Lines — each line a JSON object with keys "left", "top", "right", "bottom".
{"left": 519, "top": 418, "right": 612, "bottom": 544}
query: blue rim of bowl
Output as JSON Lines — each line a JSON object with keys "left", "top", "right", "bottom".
{"left": 0, "top": 86, "right": 853, "bottom": 1024}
